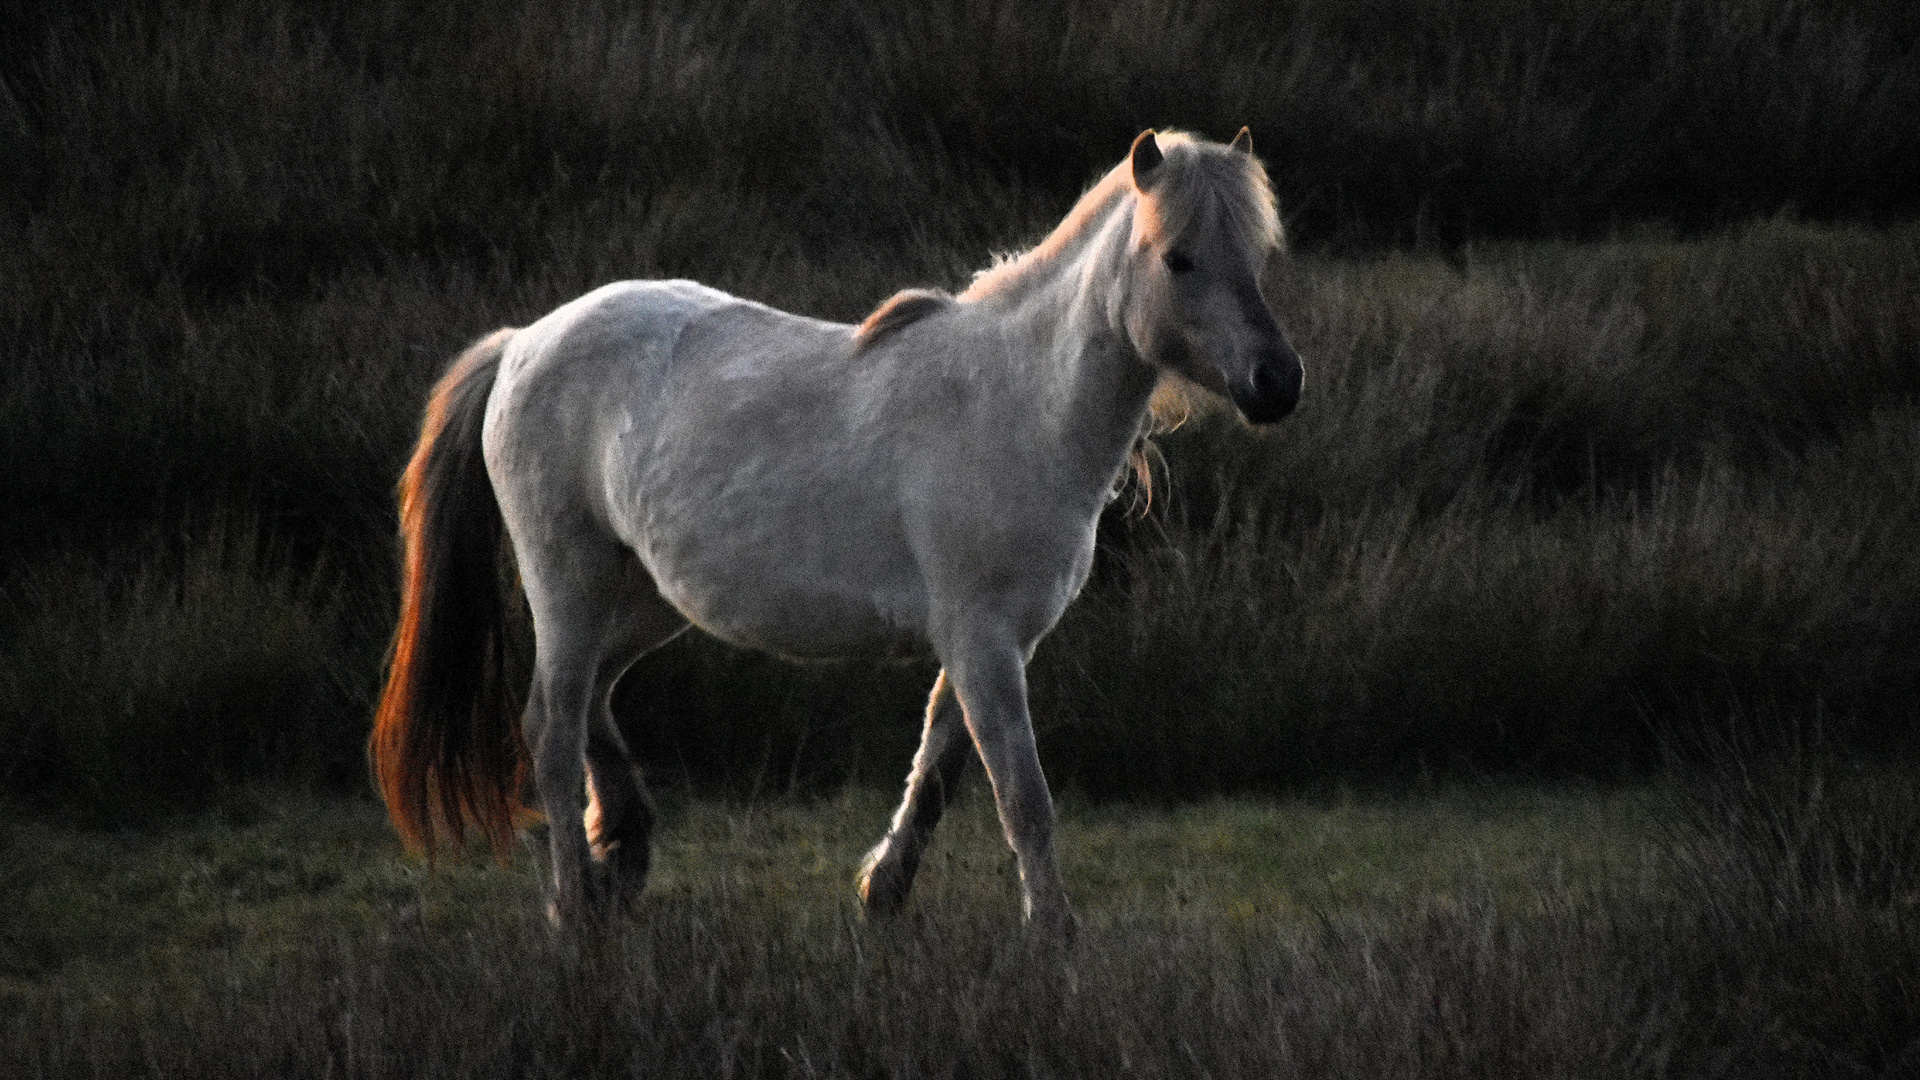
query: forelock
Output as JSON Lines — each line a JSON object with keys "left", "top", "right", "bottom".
{"left": 1140, "top": 131, "right": 1283, "bottom": 254}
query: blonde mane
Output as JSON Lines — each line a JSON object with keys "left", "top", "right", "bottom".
{"left": 852, "top": 288, "right": 955, "bottom": 351}
{"left": 933, "top": 131, "right": 1287, "bottom": 511}
{"left": 853, "top": 130, "right": 1284, "bottom": 378}
{"left": 960, "top": 166, "right": 1133, "bottom": 301}
{"left": 961, "top": 130, "right": 1283, "bottom": 304}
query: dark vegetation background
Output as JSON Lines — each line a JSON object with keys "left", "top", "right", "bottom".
{"left": 2, "top": 0, "right": 1918, "bottom": 818}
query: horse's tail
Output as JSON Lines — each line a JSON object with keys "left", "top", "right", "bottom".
{"left": 370, "top": 327, "right": 526, "bottom": 862}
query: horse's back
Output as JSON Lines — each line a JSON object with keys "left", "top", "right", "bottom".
{"left": 487, "top": 278, "right": 848, "bottom": 488}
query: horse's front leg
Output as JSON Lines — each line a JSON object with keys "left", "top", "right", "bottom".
{"left": 860, "top": 670, "right": 971, "bottom": 914}
{"left": 942, "top": 633, "right": 1076, "bottom": 942}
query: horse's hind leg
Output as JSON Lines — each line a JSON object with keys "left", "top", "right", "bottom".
{"left": 520, "top": 540, "right": 685, "bottom": 924}
{"left": 585, "top": 706, "right": 658, "bottom": 896}
{"left": 859, "top": 670, "right": 971, "bottom": 915}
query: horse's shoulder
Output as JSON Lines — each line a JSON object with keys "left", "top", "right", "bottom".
{"left": 853, "top": 288, "right": 956, "bottom": 351}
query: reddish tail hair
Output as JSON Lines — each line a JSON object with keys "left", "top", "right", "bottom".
{"left": 370, "top": 328, "right": 527, "bottom": 861}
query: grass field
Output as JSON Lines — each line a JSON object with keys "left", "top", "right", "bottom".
{"left": 5, "top": 763, "right": 1917, "bottom": 1077}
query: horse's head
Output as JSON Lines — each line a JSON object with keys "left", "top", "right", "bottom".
{"left": 1120, "top": 129, "right": 1303, "bottom": 425}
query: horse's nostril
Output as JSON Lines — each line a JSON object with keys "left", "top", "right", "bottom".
{"left": 1252, "top": 354, "right": 1300, "bottom": 398}
{"left": 1235, "top": 352, "right": 1302, "bottom": 425}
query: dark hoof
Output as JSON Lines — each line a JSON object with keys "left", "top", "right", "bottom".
{"left": 858, "top": 849, "right": 913, "bottom": 917}
{"left": 1027, "top": 906, "right": 1079, "bottom": 950}
{"left": 591, "top": 828, "right": 652, "bottom": 900}
{"left": 547, "top": 860, "right": 636, "bottom": 929}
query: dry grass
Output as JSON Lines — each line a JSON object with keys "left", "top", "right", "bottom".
{"left": 0, "top": 524, "right": 370, "bottom": 822}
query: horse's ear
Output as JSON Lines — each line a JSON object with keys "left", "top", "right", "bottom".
{"left": 1230, "top": 127, "right": 1253, "bottom": 155}
{"left": 1130, "top": 130, "right": 1163, "bottom": 188}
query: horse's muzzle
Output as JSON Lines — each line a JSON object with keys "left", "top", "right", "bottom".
{"left": 1232, "top": 348, "right": 1303, "bottom": 425}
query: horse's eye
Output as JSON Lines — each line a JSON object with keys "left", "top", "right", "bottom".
{"left": 1163, "top": 250, "right": 1195, "bottom": 275}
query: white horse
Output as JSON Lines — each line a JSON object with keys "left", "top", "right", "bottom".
{"left": 370, "top": 129, "right": 1302, "bottom": 938}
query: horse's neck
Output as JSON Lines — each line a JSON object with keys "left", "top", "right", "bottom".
{"left": 967, "top": 191, "right": 1158, "bottom": 490}
{"left": 962, "top": 167, "right": 1130, "bottom": 307}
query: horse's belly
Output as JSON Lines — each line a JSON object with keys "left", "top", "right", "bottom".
{"left": 641, "top": 536, "right": 930, "bottom": 662}
{"left": 708, "top": 592, "right": 927, "bottom": 662}
{"left": 673, "top": 573, "right": 929, "bottom": 662}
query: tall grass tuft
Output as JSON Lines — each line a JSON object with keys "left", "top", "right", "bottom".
{"left": 0, "top": 522, "right": 369, "bottom": 821}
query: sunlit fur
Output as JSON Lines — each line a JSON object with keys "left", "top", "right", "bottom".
{"left": 369, "top": 130, "right": 1301, "bottom": 935}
